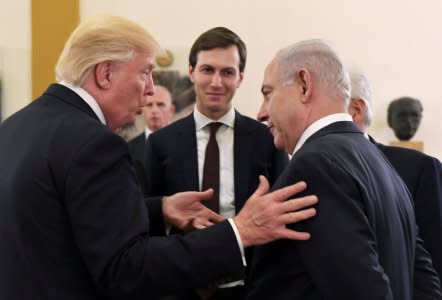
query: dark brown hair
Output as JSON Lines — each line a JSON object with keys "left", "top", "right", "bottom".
{"left": 188, "top": 27, "right": 247, "bottom": 72}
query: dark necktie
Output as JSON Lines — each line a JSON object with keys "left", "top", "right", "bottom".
{"left": 202, "top": 122, "right": 222, "bottom": 213}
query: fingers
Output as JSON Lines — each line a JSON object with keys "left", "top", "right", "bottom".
{"left": 196, "top": 189, "right": 214, "bottom": 201}
{"left": 204, "top": 208, "right": 225, "bottom": 223}
{"left": 278, "top": 195, "right": 318, "bottom": 214}
{"left": 268, "top": 181, "right": 308, "bottom": 203}
{"left": 282, "top": 229, "right": 311, "bottom": 241}
{"left": 193, "top": 218, "right": 215, "bottom": 230}
{"left": 278, "top": 207, "right": 317, "bottom": 225}
{"left": 251, "top": 175, "right": 270, "bottom": 197}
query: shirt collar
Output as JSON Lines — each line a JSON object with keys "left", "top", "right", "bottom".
{"left": 194, "top": 106, "right": 236, "bottom": 131}
{"left": 292, "top": 113, "right": 353, "bottom": 156}
{"left": 144, "top": 127, "right": 152, "bottom": 140}
{"left": 58, "top": 81, "right": 107, "bottom": 125}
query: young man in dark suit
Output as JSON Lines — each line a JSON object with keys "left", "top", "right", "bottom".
{"left": 0, "top": 16, "right": 320, "bottom": 300}
{"left": 145, "top": 27, "right": 289, "bottom": 299}
{"left": 250, "top": 39, "right": 441, "bottom": 299}
{"left": 348, "top": 70, "right": 442, "bottom": 282}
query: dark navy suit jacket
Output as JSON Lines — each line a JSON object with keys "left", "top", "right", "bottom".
{"left": 0, "top": 84, "right": 245, "bottom": 300}
{"left": 374, "top": 138, "right": 442, "bottom": 281}
{"left": 246, "top": 121, "right": 441, "bottom": 300}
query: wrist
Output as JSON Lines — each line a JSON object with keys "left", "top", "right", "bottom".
{"left": 233, "top": 216, "right": 252, "bottom": 248}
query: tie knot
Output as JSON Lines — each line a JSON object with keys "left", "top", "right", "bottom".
{"left": 208, "top": 122, "right": 222, "bottom": 136}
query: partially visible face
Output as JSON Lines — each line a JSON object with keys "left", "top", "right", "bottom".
{"left": 142, "top": 86, "right": 175, "bottom": 131}
{"left": 261, "top": 59, "right": 307, "bottom": 154}
{"left": 106, "top": 52, "right": 155, "bottom": 130}
{"left": 390, "top": 102, "right": 422, "bottom": 140}
{"left": 189, "top": 45, "right": 243, "bottom": 120}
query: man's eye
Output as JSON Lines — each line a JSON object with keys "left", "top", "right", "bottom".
{"left": 201, "top": 67, "right": 213, "bottom": 73}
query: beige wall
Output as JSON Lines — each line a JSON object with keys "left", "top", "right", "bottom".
{"left": 81, "top": 0, "right": 442, "bottom": 159}
{"left": 2, "top": 0, "right": 442, "bottom": 158}
{"left": 0, "top": 0, "right": 31, "bottom": 120}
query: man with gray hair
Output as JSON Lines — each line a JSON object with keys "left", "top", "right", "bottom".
{"left": 250, "top": 39, "right": 441, "bottom": 299}
{"left": 348, "top": 70, "right": 442, "bottom": 282}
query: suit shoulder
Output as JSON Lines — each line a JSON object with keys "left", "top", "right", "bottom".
{"left": 236, "top": 114, "right": 272, "bottom": 138}
{"left": 378, "top": 143, "right": 438, "bottom": 164}
{"left": 150, "top": 116, "right": 191, "bottom": 138}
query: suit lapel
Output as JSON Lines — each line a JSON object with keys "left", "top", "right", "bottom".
{"left": 233, "top": 111, "right": 254, "bottom": 212}
{"left": 177, "top": 114, "right": 199, "bottom": 191}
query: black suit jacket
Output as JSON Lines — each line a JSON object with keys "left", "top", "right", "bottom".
{"left": 128, "top": 133, "right": 150, "bottom": 196}
{"left": 373, "top": 138, "right": 442, "bottom": 280}
{"left": 0, "top": 84, "right": 245, "bottom": 300}
{"left": 246, "top": 121, "right": 441, "bottom": 300}
{"left": 145, "top": 111, "right": 288, "bottom": 217}
{"left": 128, "top": 132, "right": 147, "bottom": 165}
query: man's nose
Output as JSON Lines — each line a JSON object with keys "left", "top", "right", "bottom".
{"left": 210, "top": 73, "right": 222, "bottom": 87}
{"left": 145, "top": 75, "right": 155, "bottom": 96}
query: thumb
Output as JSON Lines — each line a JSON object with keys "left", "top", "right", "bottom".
{"left": 252, "top": 175, "right": 270, "bottom": 197}
{"left": 198, "top": 188, "right": 214, "bottom": 202}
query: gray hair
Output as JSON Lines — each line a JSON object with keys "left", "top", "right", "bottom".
{"left": 275, "top": 39, "right": 350, "bottom": 104}
{"left": 349, "top": 71, "right": 373, "bottom": 127}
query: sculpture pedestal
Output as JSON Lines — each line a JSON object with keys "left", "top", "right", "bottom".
{"left": 389, "top": 140, "right": 424, "bottom": 152}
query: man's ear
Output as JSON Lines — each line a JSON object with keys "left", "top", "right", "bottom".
{"left": 348, "top": 98, "right": 365, "bottom": 126}
{"left": 236, "top": 71, "right": 244, "bottom": 88}
{"left": 297, "top": 68, "right": 312, "bottom": 102}
{"left": 188, "top": 65, "right": 195, "bottom": 83}
{"left": 95, "top": 61, "right": 112, "bottom": 89}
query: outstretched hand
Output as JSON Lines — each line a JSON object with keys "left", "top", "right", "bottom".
{"left": 233, "top": 176, "right": 318, "bottom": 247}
{"left": 162, "top": 189, "right": 225, "bottom": 232}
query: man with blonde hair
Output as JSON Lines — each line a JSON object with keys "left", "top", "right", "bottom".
{"left": 249, "top": 39, "right": 440, "bottom": 299}
{"left": 0, "top": 16, "right": 318, "bottom": 299}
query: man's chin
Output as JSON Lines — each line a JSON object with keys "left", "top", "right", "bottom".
{"left": 273, "top": 137, "right": 285, "bottom": 150}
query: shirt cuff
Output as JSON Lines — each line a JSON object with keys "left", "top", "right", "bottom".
{"left": 227, "top": 218, "right": 247, "bottom": 266}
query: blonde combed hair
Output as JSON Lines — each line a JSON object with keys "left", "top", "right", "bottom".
{"left": 55, "top": 15, "right": 160, "bottom": 86}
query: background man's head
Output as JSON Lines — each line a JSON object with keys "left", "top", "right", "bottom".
{"left": 188, "top": 27, "right": 246, "bottom": 120}
{"left": 142, "top": 85, "right": 175, "bottom": 131}
{"left": 348, "top": 71, "right": 373, "bottom": 133}
{"left": 260, "top": 39, "right": 350, "bottom": 153}
{"left": 387, "top": 97, "right": 423, "bottom": 141}
{"left": 55, "top": 15, "right": 160, "bottom": 130}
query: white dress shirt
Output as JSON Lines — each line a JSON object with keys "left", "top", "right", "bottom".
{"left": 194, "top": 106, "right": 247, "bottom": 278}
{"left": 194, "top": 106, "right": 236, "bottom": 218}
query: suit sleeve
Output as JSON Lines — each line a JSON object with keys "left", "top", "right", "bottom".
{"left": 413, "top": 156, "right": 442, "bottom": 280}
{"left": 413, "top": 234, "right": 442, "bottom": 299}
{"left": 63, "top": 131, "right": 244, "bottom": 298}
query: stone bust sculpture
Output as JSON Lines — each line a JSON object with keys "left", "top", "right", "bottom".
{"left": 387, "top": 96, "right": 423, "bottom": 141}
